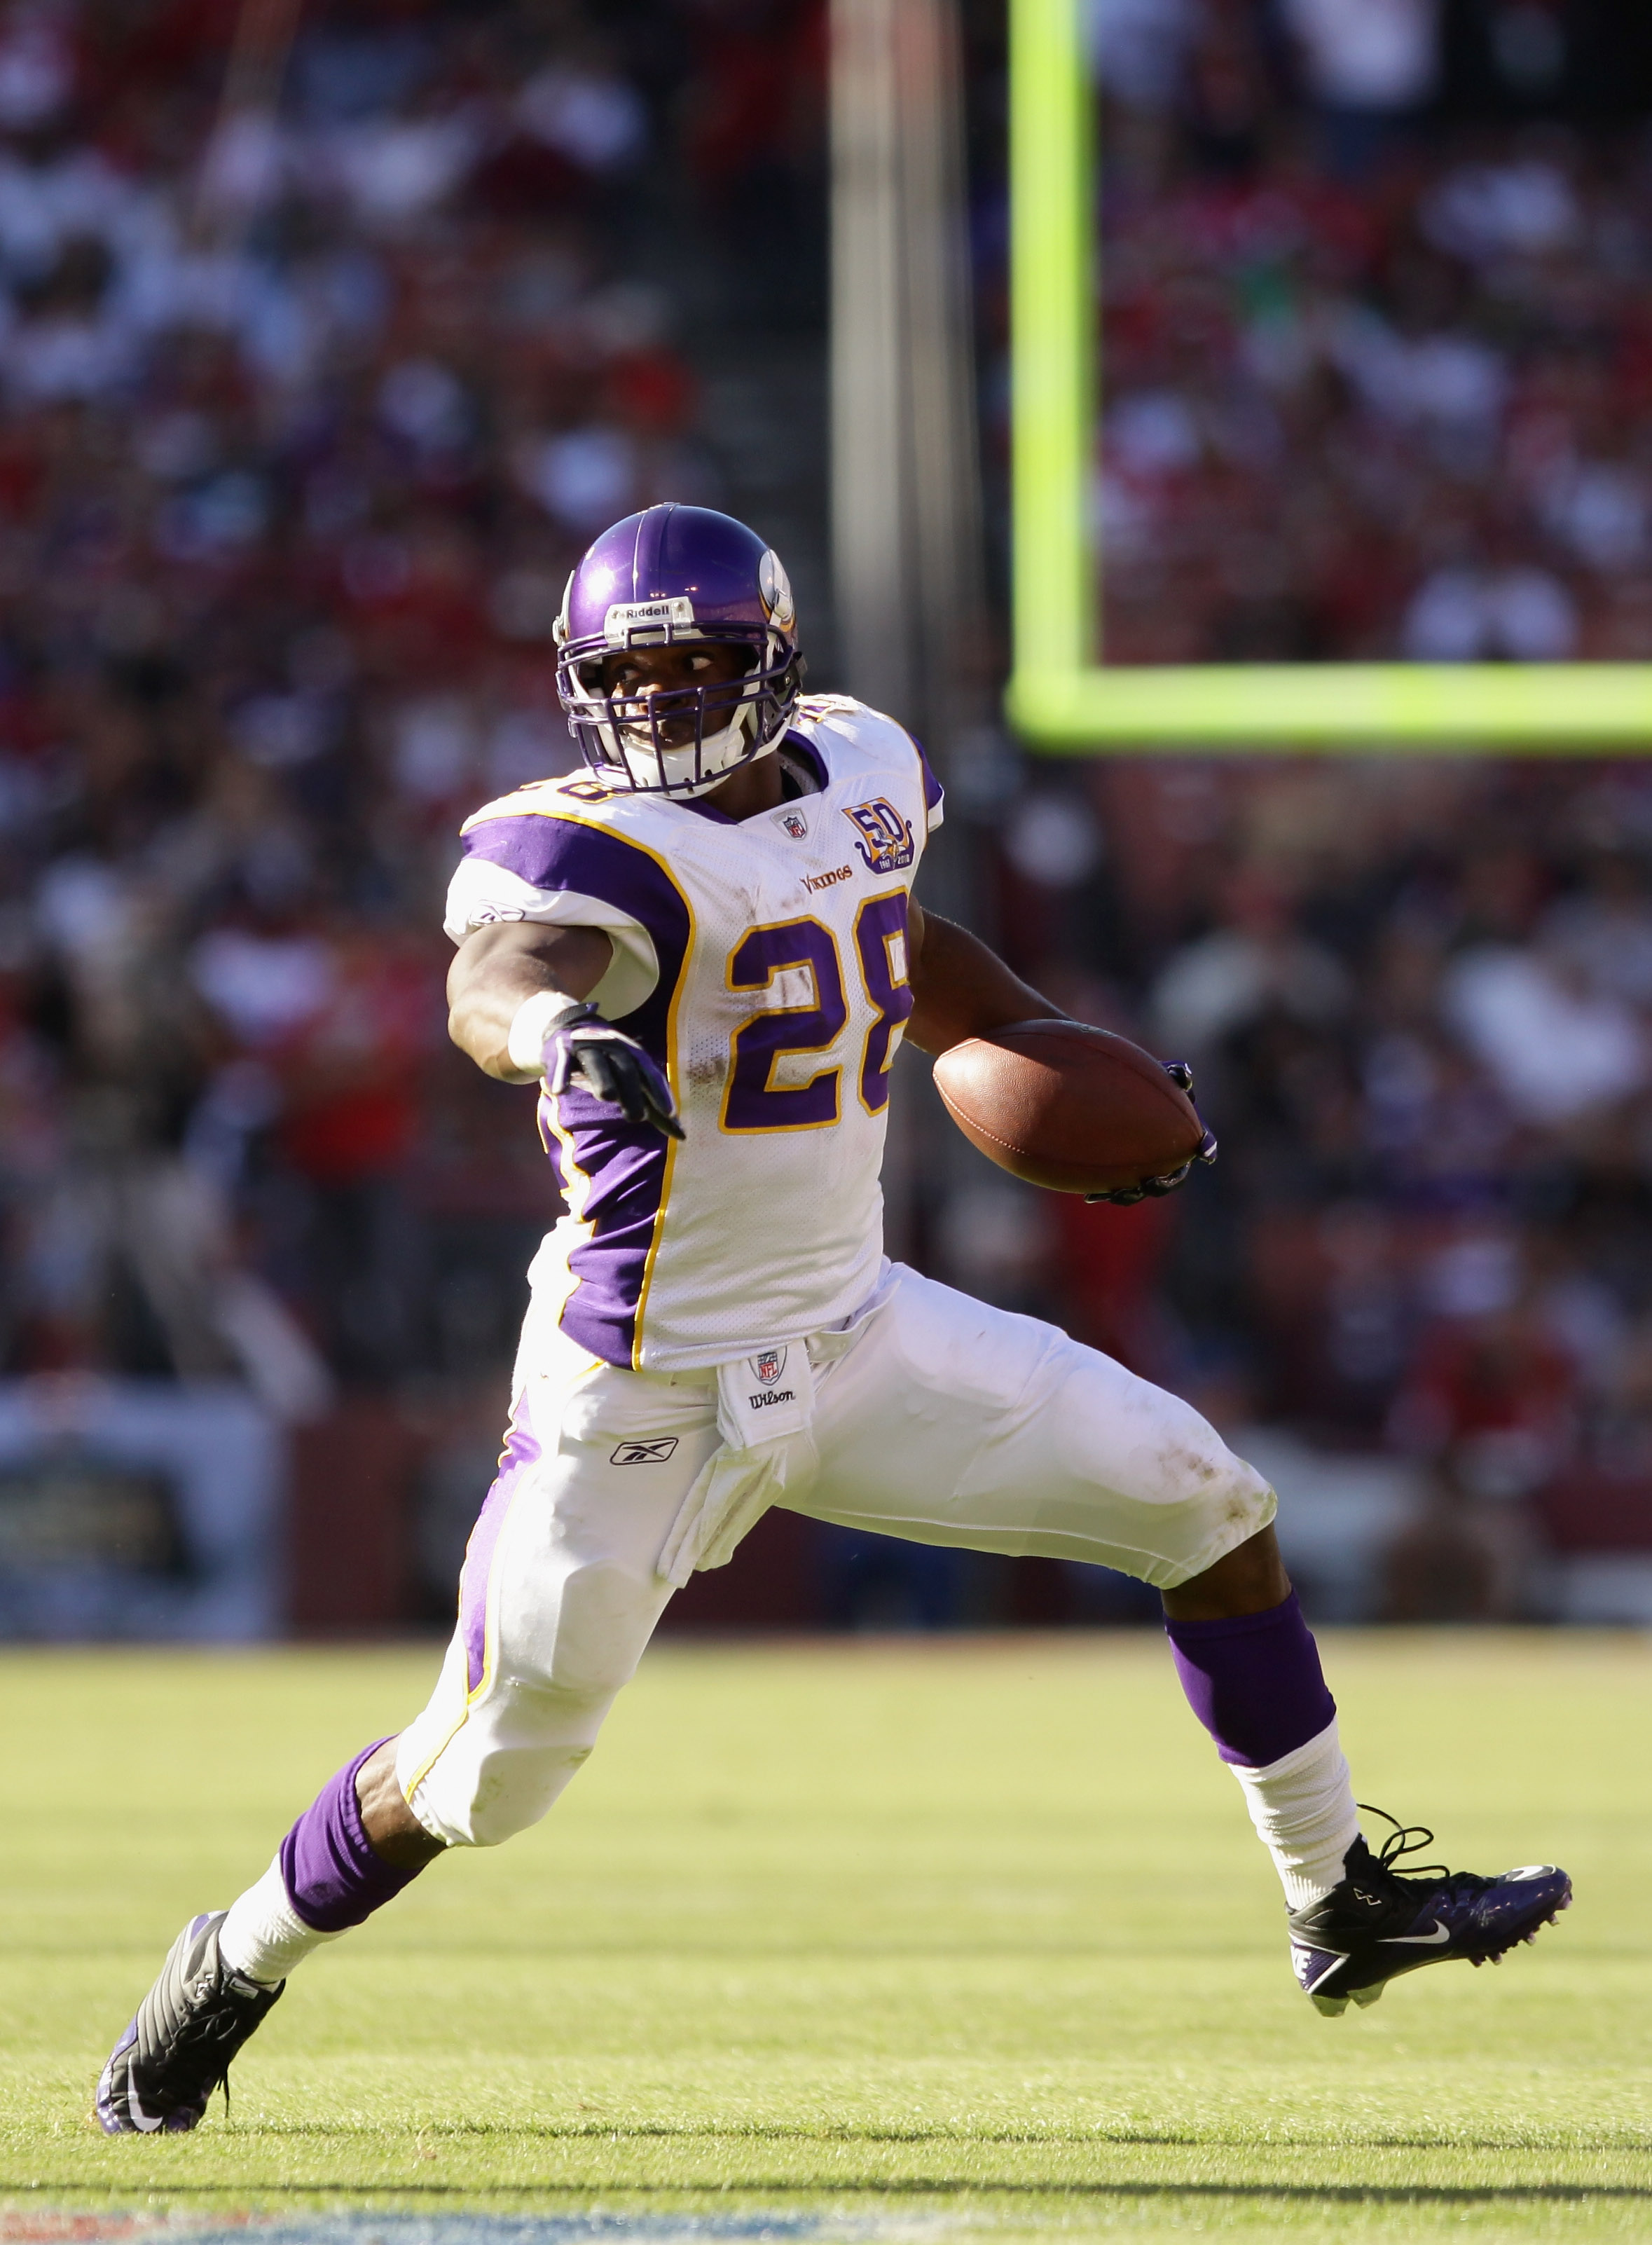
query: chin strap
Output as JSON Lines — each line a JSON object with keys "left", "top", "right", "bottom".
{"left": 620, "top": 708, "right": 779, "bottom": 799}
{"left": 588, "top": 734, "right": 779, "bottom": 802}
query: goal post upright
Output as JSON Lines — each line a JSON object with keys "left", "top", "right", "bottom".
{"left": 1004, "top": 0, "right": 1652, "bottom": 754}
{"left": 1007, "top": 0, "right": 1094, "bottom": 721}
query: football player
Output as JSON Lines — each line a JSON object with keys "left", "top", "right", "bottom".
{"left": 98, "top": 506, "right": 1570, "bottom": 2132}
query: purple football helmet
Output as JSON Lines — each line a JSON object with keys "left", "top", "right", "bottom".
{"left": 554, "top": 503, "right": 802, "bottom": 797}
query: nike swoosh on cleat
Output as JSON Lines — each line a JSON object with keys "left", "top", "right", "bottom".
{"left": 99, "top": 2055, "right": 164, "bottom": 2136}
{"left": 123, "top": 2083, "right": 165, "bottom": 2133}
{"left": 1380, "top": 1921, "right": 1450, "bottom": 1946}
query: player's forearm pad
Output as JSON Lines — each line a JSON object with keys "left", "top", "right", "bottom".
{"left": 507, "top": 989, "right": 580, "bottom": 1076}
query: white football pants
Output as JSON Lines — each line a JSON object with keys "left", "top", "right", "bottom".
{"left": 396, "top": 1263, "right": 1275, "bottom": 1848}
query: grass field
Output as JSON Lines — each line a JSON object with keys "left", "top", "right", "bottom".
{"left": 0, "top": 1633, "right": 1647, "bottom": 2242}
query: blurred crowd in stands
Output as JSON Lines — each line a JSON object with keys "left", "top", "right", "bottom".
{"left": 979, "top": 755, "right": 1652, "bottom": 1618}
{"left": 4, "top": 0, "right": 1652, "bottom": 1631}
{"left": 1087, "top": 0, "right": 1652, "bottom": 662}
{"left": 0, "top": 0, "right": 821, "bottom": 1441}
{"left": 954, "top": 0, "right": 1652, "bottom": 1619}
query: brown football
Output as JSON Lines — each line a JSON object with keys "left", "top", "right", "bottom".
{"left": 932, "top": 1019, "right": 1204, "bottom": 1196}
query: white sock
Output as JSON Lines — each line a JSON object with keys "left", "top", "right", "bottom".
{"left": 1228, "top": 1717, "right": 1361, "bottom": 1911}
{"left": 219, "top": 1857, "right": 345, "bottom": 1986}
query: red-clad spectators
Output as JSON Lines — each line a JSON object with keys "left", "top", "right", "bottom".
{"left": 938, "top": 4, "right": 1652, "bottom": 1618}
{"left": 9, "top": 0, "right": 1652, "bottom": 1630}
{"left": 0, "top": 0, "right": 792, "bottom": 1401}
{"left": 1083, "top": 2, "right": 1652, "bottom": 664}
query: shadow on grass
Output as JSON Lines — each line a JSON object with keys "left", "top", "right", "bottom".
{"left": 188, "top": 2120, "right": 1650, "bottom": 2150}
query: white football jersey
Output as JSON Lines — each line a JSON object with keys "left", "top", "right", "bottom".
{"left": 445, "top": 694, "right": 944, "bottom": 1371}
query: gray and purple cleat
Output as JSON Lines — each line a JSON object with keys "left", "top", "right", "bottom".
{"left": 1288, "top": 1809, "right": 1571, "bottom": 2017}
{"left": 96, "top": 1912, "right": 283, "bottom": 2133}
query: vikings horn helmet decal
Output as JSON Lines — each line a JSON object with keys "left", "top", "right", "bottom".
{"left": 554, "top": 504, "right": 803, "bottom": 797}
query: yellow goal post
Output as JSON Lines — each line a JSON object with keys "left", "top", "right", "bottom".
{"left": 1005, "top": 0, "right": 1652, "bottom": 752}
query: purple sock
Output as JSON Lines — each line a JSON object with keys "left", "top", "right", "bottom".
{"left": 1164, "top": 1591, "right": 1335, "bottom": 1769}
{"left": 280, "top": 1738, "right": 428, "bottom": 1933}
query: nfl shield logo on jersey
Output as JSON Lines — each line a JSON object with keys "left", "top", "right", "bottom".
{"left": 781, "top": 811, "right": 808, "bottom": 839}
{"left": 750, "top": 1347, "right": 787, "bottom": 1387}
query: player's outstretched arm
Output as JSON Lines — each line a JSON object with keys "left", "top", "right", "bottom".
{"left": 904, "top": 903, "right": 1065, "bottom": 1055}
{"left": 447, "top": 920, "right": 614, "bottom": 1081}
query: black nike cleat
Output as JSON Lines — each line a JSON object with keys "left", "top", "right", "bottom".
{"left": 96, "top": 1912, "right": 283, "bottom": 2133}
{"left": 1288, "top": 1808, "right": 1571, "bottom": 2018}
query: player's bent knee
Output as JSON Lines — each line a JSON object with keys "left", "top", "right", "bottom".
{"left": 1155, "top": 1450, "right": 1277, "bottom": 1591}
{"left": 464, "top": 1741, "right": 598, "bottom": 1847}
{"left": 1053, "top": 1350, "right": 1260, "bottom": 1504}
{"left": 1049, "top": 1348, "right": 1276, "bottom": 1586}
{"left": 419, "top": 1701, "right": 613, "bottom": 1848}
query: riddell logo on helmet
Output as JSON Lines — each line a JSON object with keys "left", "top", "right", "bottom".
{"left": 603, "top": 596, "right": 696, "bottom": 645}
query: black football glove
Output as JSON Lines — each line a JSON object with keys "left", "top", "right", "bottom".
{"left": 1085, "top": 1058, "right": 1217, "bottom": 1206}
{"left": 543, "top": 1001, "right": 684, "bottom": 1141}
